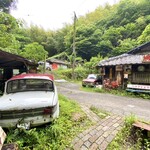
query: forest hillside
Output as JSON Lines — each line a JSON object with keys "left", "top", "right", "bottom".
{"left": 0, "top": 0, "right": 150, "bottom": 62}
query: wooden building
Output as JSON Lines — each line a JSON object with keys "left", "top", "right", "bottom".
{"left": 97, "top": 42, "right": 150, "bottom": 93}
{"left": 0, "top": 49, "right": 37, "bottom": 92}
{"left": 47, "top": 58, "right": 68, "bottom": 70}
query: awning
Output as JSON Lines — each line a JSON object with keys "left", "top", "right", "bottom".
{"left": 0, "top": 49, "right": 37, "bottom": 68}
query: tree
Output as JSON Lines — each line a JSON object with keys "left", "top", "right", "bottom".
{"left": 96, "top": 40, "right": 113, "bottom": 57}
{"left": 0, "top": 12, "right": 20, "bottom": 54}
{"left": 20, "top": 42, "right": 48, "bottom": 62}
{"left": 137, "top": 24, "right": 150, "bottom": 44}
{"left": 112, "top": 38, "right": 137, "bottom": 56}
{"left": 0, "top": 0, "right": 17, "bottom": 13}
{"left": 83, "top": 54, "right": 105, "bottom": 73}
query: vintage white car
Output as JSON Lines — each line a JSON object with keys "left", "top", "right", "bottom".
{"left": 0, "top": 74, "right": 59, "bottom": 129}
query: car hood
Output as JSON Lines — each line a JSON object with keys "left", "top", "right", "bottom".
{"left": 0, "top": 91, "right": 56, "bottom": 111}
{"left": 83, "top": 79, "right": 96, "bottom": 82}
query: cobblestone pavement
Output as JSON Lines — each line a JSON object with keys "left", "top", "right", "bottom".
{"left": 71, "top": 104, "right": 124, "bottom": 150}
{"left": 56, "top": 81, "right": 149, "bottom": 149}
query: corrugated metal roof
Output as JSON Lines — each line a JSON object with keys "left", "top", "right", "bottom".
{"left": 98, "top": 54, "right": 144, "bottom": 66}
{"left": 0, "top": 49, "right": 37, "bottom": 68}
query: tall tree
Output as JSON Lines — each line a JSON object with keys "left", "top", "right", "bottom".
{"left": 0, "top": 12, "right": 20, "bottom": 54}
{"left": 137, "top": 24, "right": 150, "bottom": 44}
{"left": 20, "top": 42, "right": 48, "bottom": 62}
{"left": 0, "top": 0, "right": 17, "bottom": 13}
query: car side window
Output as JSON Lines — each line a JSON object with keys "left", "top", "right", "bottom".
{"left": 7, "top": 80, "right": 19, "bottom": 93}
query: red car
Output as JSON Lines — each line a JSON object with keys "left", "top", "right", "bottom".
{"left": 82, "top": 74, "right": 102, "bottom": 87}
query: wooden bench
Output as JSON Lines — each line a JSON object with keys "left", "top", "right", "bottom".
{"left": 133, "top": 121, "right": 150, "bottom": 137}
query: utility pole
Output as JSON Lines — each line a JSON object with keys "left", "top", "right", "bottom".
{"left": 72, "top": 11, "right": 77, "bottom": 80}
{"left": 43, "top": 54, "right": 46, "bottom": 73}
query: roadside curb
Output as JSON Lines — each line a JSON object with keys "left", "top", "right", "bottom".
{"left": 72, "top": 105, "right": 124, "bottom": 150}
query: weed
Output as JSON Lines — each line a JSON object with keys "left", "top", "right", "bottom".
{"left": 90, "top": 105, "right": 110, "bottom": 119}
{"left": 107, "top": 115, "right": 150, "bottom": 150}
{"left": 81, "top": 85, "right": 150, "bottom": 100}
{"left": 4, "top": 94, "right": 92, "bottom": 149}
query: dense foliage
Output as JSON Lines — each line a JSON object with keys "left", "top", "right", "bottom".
{"left": 0, "top": 0, "right": 17, "bottom": 13}
{"left": 0, "top": 0, "right": 150, "bottom": 61}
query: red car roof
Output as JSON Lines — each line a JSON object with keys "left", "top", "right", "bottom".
{"left": 8, "top": 73, "right": 54, "bottom": 81}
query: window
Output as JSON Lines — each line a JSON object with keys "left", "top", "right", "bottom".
{"left": 7, "top": 79, "right": 54, "bottom": 93}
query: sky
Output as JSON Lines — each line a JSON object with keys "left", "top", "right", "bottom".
{"left": 11, "top": 0, "right": 119, "bottom": 30}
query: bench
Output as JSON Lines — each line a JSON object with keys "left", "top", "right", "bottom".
{"left": 133, "top": 121, "right": 150, "bottom": 137}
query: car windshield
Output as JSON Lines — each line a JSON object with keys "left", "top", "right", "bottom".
{"left": 6, "top": 79, "right": 54, "bottom": 94}
{"left": 87, "top": 74, "right": 97, "bottom": 79}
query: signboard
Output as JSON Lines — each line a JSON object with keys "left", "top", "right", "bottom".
{"left": 127, "top": 84, "right": 150, "bottom": 90}
{"left": 116, "top": 65, "right": 123, "bottom": 71}
{"left": 143, "top": 54, "right": 150, "bottom": 63}
{"left": 124, "top": 65, "right": 132, "bottom": 74}
{"left": 124, "top": 74, "right": 128, "bottom": 79}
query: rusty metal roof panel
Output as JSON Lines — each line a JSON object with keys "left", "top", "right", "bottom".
{"left": 0, "top": 49, "right": 37, "bottom": 68}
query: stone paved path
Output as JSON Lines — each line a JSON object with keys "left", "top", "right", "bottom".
{"left": 71, "top": 104, "right": 124, "bottom": 150}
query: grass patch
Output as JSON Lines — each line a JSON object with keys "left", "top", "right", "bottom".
{"left": 4, "top": 94, "right": 92, "bottom": 150}
{"left": 107, "top": 115, "right": 150, "bottom": 150}
{"left": 90, "top": 105, "right": 110, "bottom": 119}
{"left": 80, "top": 86, "right": 98, "bottom": 93}
{"left": 81, "top": 86, "right": 150, "bottom": 100}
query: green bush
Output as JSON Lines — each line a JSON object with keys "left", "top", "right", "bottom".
{"left": 74, "top": 66, "right": 89, "bottom": 80}
{"left": 53, "top": 66, "right": 91, "bottom": 81}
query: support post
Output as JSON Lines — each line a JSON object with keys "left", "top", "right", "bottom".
{"left": 72, "top": 12, "right": 77, "bottom": 80}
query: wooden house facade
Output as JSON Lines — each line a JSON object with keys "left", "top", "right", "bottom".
{"left": 0, "top": 49, "right": 37, "bottom": 92}
{"left": 97, "top": 42, "right": 150, "bottom": 93}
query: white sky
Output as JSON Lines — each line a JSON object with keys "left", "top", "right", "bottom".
{"left": 11, "top": 0, "right": 119, "bottom": 30}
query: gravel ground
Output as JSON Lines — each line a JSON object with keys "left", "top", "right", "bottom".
{"left": 56, "top": 81, "right": 150, "bottom": 122}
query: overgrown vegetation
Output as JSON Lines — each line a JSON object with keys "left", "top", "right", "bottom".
{"left": 4, "top": 94, "right": 92, "bottom": 149}
{"left": 90, "top": 105, "right": 110, "bottom": 119}
{"left": 1, "top": 0, "right": 150, "bottom": 62}
{"left": 81, "top": 86, "right": 150, "bottom": 100}
{"left": 52, "top": 55, "right": 104, "bottom": 81}
{"left": 95, "top": 88, "right": 150, "bottom": 100}
{"left": 107, "top": 115, "right": 150, "bottom": 150}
